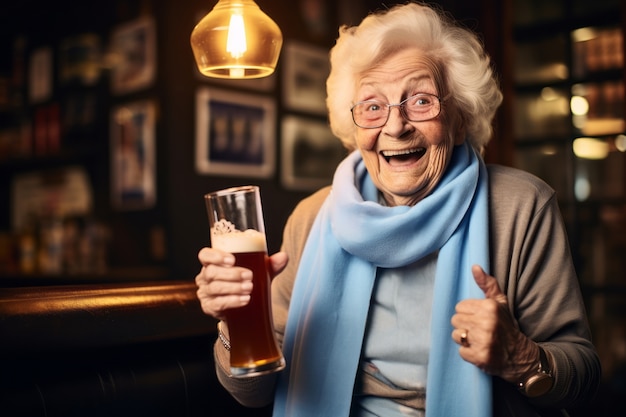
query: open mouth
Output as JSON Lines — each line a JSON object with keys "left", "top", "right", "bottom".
{"left": 381, "top": 148, "right": 426, "bottom": 164}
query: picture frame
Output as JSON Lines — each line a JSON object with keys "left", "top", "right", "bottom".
{"left": 281, "top": 115, "right": 346, "bottom": 191}
{"left": 11, "top": 166, "right": 93, "bottom": 231}
{"left": 282, "top": 41, "right": 330, "bottom": 115}
{"left": 110, "top": 100, "right": 157, "bottom": 211}
{"left": 110, "top": 17, "right": 157, "bottom": 95}
{"left": 195, "top": 87, "right": 276, "bottom": 178}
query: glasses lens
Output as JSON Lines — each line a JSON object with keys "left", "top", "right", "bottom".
{"left": 403, "top": 94, "right": 439, "bottom": 121}
{"left": 352, "top": 101, "right": 387, "bottom": 128}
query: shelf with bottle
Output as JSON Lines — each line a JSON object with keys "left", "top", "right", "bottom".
{"left": 0, "top": 91, "right": 107, "bottom": 170}
{"left": 511, "top": 15, "right": 625, "bottom": 205}
{"left": 512, "top": 24, "right": 623, "bottom": 131}
{"left": 0, "top": 26, "right": 109, "bottom": 168}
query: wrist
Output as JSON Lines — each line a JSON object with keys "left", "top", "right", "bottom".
{"left": 500, "top": 336, "right": 540, "bottom": 383}
{"left": 517, "top": 346, "right": 554, "bottom": 397}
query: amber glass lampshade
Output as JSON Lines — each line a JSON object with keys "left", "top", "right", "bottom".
{"left": 190, "top": 0, "right": 283, "bottom": 79}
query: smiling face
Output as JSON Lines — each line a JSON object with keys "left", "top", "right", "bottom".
{"left": 354, "top": 48, "right": 464, "bottom": 207}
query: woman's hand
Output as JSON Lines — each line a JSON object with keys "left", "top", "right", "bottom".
{"left": 195, "top": 247, "right": 288, "bottom": 321}
{"left": 451, "top": 265, "right": 540, "bottom": 384}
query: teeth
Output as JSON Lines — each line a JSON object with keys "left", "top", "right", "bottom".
{"left": 381, "top": 148, "right": 423, "bottom": 157}
{"left": 381, "top": 148, "right": 425, "bottom": 163}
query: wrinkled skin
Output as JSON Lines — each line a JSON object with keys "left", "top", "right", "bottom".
{"left": 353, "top": 48, "right": 463, "bottom": 207}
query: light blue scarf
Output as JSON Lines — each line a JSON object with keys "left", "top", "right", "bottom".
{"left": 273, "top": 142, "right": 492, "bottom": 417}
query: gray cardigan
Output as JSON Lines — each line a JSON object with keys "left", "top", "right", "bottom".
{"left": 214, "top": 164, "right": 601, "bottom": 416}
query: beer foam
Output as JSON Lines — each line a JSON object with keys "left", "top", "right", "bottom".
{"left": 211, "top": 229, "right": 267, "bottom": 253}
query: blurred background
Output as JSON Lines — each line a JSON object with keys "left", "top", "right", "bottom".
{"left": 0, "top": 0, "right": 624, "bottom": 415}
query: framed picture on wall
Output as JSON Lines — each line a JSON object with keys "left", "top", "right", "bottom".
{"left": 281, "top": 115, "right": 346, "bottom": 191}
{"left": 110, "top": 100, "right": 157, "bottom": 211}
{"left": 110, "top": 17, "right": 157, "bottom": 95}
{"left": 195, "top": 87, "right": 276, "bottom": 178}
{"left": 282, "top": 41, "right": 330, "bottom": 115}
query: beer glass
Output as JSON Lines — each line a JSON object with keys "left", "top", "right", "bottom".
{"left": 204, "top": 185, "right": 285, "bottom": 377}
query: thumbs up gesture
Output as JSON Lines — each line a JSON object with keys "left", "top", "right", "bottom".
{"left": 451, "top": 265, "right": 541, "bottom": 383}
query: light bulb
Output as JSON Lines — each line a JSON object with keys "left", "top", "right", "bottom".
{"left": 226, "top": 12, "right": 247, "bottom": 77}
{"left": 226, "top": 13, "right": 247, "bottom": 59}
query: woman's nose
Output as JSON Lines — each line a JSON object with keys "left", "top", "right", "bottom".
{"left": 382, "top": 106, "right": 410, "bottom": 137}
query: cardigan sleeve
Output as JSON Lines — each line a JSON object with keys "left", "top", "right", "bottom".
{"left": 272, "top": 187, "right": 331, "bottom": 346}
{"left": 488, "top": 165, "right": 601, "bottom": 412}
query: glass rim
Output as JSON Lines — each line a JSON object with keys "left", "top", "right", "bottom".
{"left": 204, "top": 185, "right": 259, "bottom": 199}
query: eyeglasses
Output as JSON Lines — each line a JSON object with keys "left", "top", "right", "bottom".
{"left": 350, "top": 92, "right": 442, "bottom": 129}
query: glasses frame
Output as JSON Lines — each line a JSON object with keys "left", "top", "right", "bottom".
{"left": 350, "top": 92, "right": 443, "bottom": 129}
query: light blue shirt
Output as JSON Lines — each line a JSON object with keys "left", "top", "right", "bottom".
{"left": 351, "top": 251, "right": 437, "bottom": 417}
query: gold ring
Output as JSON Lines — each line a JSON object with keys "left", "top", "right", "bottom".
{"left": 460, "top": 330, "right": 469, "bottom": 347}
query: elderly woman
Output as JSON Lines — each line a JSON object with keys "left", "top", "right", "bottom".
{"left": 195, "top": 2, "right": 601, "bottom": 416}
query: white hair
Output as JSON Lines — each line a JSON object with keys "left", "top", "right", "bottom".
{"left": 326, "top": 2, "right": 503, "bottom": 153}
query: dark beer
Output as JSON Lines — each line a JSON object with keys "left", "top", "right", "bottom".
{"left": 225, "top": 251, "right": 285, "bottom": 375}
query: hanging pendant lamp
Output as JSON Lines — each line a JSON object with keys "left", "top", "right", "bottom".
{"left": 191, "top": 0, "right": 283, "bottom": 79}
